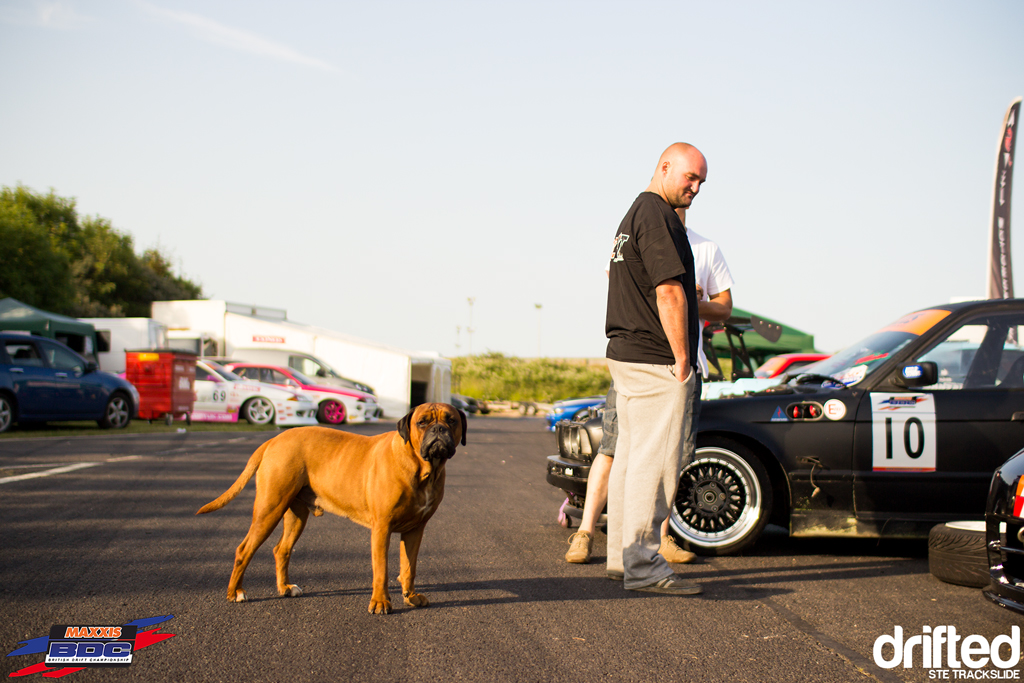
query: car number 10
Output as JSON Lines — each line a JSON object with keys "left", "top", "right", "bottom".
{"left": 870, "top": 393, "right": 936, "bottom": 472}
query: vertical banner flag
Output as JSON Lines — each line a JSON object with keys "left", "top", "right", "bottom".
{"left": 987, "top": 97, "right": 1022, "bottom": 300}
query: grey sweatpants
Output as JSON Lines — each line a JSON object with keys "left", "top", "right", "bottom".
{"left": 605, "top": 359, "right": 697, "bottom": 589}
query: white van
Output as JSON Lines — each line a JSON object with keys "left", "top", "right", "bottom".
{"left": 231, "top": 348, "right": 376, "bottom": 396}
{"left": 80, "top": 318, "right": 168, "bottom": 374}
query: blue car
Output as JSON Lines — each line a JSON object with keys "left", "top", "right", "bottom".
{"left": 545, "top": 395, "right": 607, "bottom": 431}
{"left": 0, "top": 333, "right": 139, "bottom": 433}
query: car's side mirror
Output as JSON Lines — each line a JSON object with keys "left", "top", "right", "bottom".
{"left": 895, "top": 361, "right": 937, "bottom": 387}
{"left": 84, "top": 361, "right": 98, "bottom": 374}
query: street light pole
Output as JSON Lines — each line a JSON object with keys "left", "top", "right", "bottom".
{"left": 535, "top": 303, "right": 542, "bottom": 357}
{"left": 467, "top": 297, "right": 475, "bottom": 356}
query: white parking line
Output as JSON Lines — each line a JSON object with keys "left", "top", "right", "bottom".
{"left": 106, "top": 455, "right": 144, "bottom": 463}
{"left": 0, "top": 462, "right": 102, "bottom": 485}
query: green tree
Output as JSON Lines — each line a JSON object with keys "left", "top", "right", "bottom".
{"left": 0, "top": 184, "right": 204, "bottom": 316}
{"left": 0, "top": 187, "right": 75, "bottom": 311}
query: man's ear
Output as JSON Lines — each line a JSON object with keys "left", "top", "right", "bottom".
{"left": 458, "top": 409, "right": 467, "bottom": 446}
{"left": 397, "top": 410, "right": 414, "bottom": 444}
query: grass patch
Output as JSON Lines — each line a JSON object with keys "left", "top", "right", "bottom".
{"left": 0, "top": 420, "right": 278, "bottom": 439}
{"left": 452, "top": 352, "right": 611, "bottom": 403}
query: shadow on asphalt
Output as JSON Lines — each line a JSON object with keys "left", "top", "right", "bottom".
{"left": 278, "top": 554, "right": 927, "bottom": 610}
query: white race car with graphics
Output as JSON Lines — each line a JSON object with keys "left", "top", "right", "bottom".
{"left": 224, "top": 363, "right": 382, "bottom": 425}
{"left": 192, "top": 360, "right": 318, "bottom": 427}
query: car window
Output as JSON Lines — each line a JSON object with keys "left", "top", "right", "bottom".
{"left": 915, "top": 315, "right": 1024, "bottom": 390}
{"left": 196, "top": 366, "right": 213, "bottom": 381}
{"left": 267, "top": 370, "right": 293, "bottom": 385}
{"left": 39, "top": 341, "right": 85, "bottom": 372}
{"left": 5, "top": 341, "right": 44, "bottom": 367}
{"left": 291, "top": 357, "right": 319, "bottom": 376}
{"left": 235, "top": 367, "right": 259, "bottom": 380}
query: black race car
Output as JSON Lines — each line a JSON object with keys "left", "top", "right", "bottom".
{"left": 984, "top": 446, "right": 1024, "bottom": 615}
{"left": 547, "top": 299, "right": 1024, "bottom": 555}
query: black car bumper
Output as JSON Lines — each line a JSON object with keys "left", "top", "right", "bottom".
{"left": 546, "top": 455, "right": 591, "bottom": 496}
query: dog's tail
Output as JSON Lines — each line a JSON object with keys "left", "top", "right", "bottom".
{"left": 195, "top": 440, "right": 270, "bottom": 515}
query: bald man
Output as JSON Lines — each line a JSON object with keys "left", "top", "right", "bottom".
{"left": 603, "top": 142, "right": 705, "bottom": 595}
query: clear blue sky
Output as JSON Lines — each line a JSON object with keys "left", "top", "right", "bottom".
{"left": 2, "top": 0, "right": 1023, "bottom": 358}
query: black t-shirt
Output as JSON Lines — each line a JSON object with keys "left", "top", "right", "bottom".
{"left": 605, "top": 192, "right": 699, "bottom": 366}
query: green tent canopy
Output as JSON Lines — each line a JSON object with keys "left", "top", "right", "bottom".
{"left": 0, "top": 298, "right": 99, "bottom": 359}
{"left": 706, "top": 306, "right": 817, "bottom": 372}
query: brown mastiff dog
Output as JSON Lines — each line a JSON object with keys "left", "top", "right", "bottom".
{"left": 196, "top": 402, "right": 466, "bottom": 614}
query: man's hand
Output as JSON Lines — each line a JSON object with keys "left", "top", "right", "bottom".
{"left": 674, "top": 361, "right": 691, "bottom": 383}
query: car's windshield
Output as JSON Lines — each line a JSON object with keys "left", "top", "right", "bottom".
{"left": 292, "top": 356, "right": 341, "bottom": 379}
{"left": 792, "top": 308, "right": 952, "bottom": 386}
{"left": 290, "top": 368, "right": 317, "bottom": 385}
{"left": 204, "top": 361, "right": 244, "bottom": 382}
{"left": 807, "top": 331, "right": 917, "bottom": 385}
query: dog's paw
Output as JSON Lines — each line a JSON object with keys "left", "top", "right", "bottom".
{"left": 231, "top": 589, "right": 247, "bottom": 603}
{"left": 280, "top": 584, "right": 302, "bottom": 598}
{"left": 368, "top": 598, "right": 392, "bottom": 615}
{"left": 403, "top": 592, "right": 429, "bottom": 608}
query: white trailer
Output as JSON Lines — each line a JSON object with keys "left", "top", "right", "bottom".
{"left": 79, "top": 317, "right": 168, "bottom": 374}
{"left": 151, "top": 301, "right": 451, "bottom": 418}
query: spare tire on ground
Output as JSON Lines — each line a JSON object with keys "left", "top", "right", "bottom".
{"left": 928, "top": 521, "right": 989, "bottom": 588}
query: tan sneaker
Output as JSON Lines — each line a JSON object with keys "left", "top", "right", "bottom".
{"left": 659, "top": 534, "right": 696, "bottom": 564}
{"left": 565, "top": 530, "right": 593, "bottom": 563}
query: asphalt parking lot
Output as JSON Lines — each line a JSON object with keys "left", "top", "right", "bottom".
{"left": 0, "top": 417, "right": 1020, "bottom": 683}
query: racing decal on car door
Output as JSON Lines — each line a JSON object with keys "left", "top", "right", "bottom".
{"left": 870, "top": 394, "right": 936, "bottom": 471}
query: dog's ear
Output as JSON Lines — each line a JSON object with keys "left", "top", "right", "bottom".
{"left": 397, "top": 410, "right": 414, "bottom": 444}
{"left": 458, "top": 409, "right": 467, "bottom": 446}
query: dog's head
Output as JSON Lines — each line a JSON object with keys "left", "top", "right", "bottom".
{"left": 397, "top": 402, "right": 467, "bottom": 463}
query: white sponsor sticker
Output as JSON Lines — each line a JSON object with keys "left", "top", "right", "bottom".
{"left": 870, "top": 393, "right": 936, "bottom": 471}
{"left": 823, "top": 399, "right": 846, "bottom": 421}
{"left": 836, "top": 364, "right": 868, "bottom": 386}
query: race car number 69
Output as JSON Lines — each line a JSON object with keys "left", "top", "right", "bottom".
{"left": 870, "top": 393, "right": 936, "bottom": 472}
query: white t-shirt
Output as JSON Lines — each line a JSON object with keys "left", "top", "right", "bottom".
{"left": 604, "top": 227, "right": 733, "bottom": 377}
{"left": 687, "top": 229, "right": 735, "bottom": 377}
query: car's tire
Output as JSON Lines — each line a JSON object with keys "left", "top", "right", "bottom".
{"left": 667, "top": 437, "right": 773, "bottom": 556}
{"left": 0, "top": 394, "right": 13, "bottom": 433}
{"left": 317, "top": 399, "right": 347, "bottom": 425}
{"left": 98, "top": 393, "right": 132, "bottom": 429}
{"left": 928, "top": 521, "right": 989, "bottom": 588}
{"left": 241, "top": 397, "right": 275, "bottom": 426}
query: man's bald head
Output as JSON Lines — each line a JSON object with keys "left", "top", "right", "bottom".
{"left": 647, "top": 142, "right": 707, "bottom": 210}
